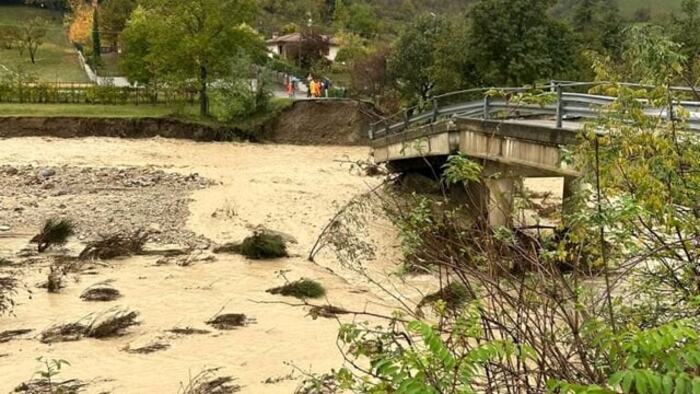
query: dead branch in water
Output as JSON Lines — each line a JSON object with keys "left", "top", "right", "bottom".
{"left": 0, "top": 328, "right": 32, "bottom": 343}
{"left": 14, "top": 378, "right": 89, "bottom": 394}
{"left": 79, "top": 230, "right": 151, "bottom": 260}
{"left": 249, "top": 299, "right": 408, "bottom": 322}
{"left": 308, "top": 179, "right": 389, "bottom": 263}
{"left": 40, "top": 307, "right": 140, "bottom": 343}
{"left": 0, "top": 275, "right": 17, "bottom": 315}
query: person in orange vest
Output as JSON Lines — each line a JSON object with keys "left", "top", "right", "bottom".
{"left": 286, "top": 78, "right": 295, "bottom": 98}
{"left": 311, "top": 79, "right": 320, "bottom": 98}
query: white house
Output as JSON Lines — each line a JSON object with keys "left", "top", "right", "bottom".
{"left": 266, "top": 33, "right": 341, "bottom": 62}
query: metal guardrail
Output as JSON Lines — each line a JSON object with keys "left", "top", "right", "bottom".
{"left": 369, "top": 81, "right": 700, "bottom": 140}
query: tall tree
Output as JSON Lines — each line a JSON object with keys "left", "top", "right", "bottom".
{"left": 67, "top": 0, "right": 93, "bottom": 44}
{"left": 387, "top": 14, "right": 450, "bottom": 102}
{"left": 120, "top": 0, "right": 264, "bottom": 116}
{"left": 334, "top": 1, "right": 379, "bottom": 38}
{"left": 672, "top": 0, "right": 700, "bottom": 87}
{"left": 467, "top": 0, "right": 578, "bottom": 86}
{"left": 92, "top": 7, "right": 102, "bottom": 65}
{"left": 100, "top": 0, "right": 137, "bottom": 48}
{"left": 16, "top": 17, "right": 48, "bottom": 64}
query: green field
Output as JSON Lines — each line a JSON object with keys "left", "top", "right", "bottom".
{"left": 0, "top": 6, "right": 88, "bottom": 82}
{"left": 0, "top": 103, "right": 193, "bottom": 117}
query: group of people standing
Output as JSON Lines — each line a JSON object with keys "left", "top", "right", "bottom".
{"left": 284, "top": 74, "right": 331, "bottom": 98}
{"left": 308, "top": 76, "right": 329, "bottom": 98}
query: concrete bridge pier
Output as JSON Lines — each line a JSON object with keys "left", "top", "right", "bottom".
{"left": 467, "top": 173, "right": 582, "bottom": 229}
{"left": 484, "top": 176, "right": 516, "bottom": 228}
{"left": 562, "top": 176, "right": 582, "bottom": 220}
{"left": 462, "top": 164, "right": 518, "bottom": 228}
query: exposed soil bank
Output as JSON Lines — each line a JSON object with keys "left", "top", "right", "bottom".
{"left": 265, "top": 100, "right": 376, "bottom": 145}
{"left": 0, "top": 100, "right": 377, "bottom": 145}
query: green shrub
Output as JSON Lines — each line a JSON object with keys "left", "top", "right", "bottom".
{"left": 267, "top": 279, "right": 326, "bottom": 299}
{"left": 214, "top": 230, "right": 288, "bottom": 260}
{"left": 417, "top": 282, "right": 471, "bottom": 312}
{"left": 211, "top": 77, "right": 272, "bottom": 122}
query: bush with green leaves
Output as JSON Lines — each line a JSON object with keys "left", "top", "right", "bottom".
{"left": 552, "top": 320, "right": 700, "bottom": 393}
{"left": 215, "top": 230, "right": 288, "bottom": 260}
{"left": 238, "top": 231, "right": 287, "bottom": 259}
{"left": 210, "top": 55, "right": 272, "bottom": 122}
{"left": 267, "top": 278, "right": 326, "bottom": 299}
{"left": 328, "top": 304, "right": 523, "bottom": 393}
{"left": 416, "top": 282, "right": 470, "bottom": 314}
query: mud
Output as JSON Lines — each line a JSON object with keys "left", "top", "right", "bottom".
{"left": 262, "top": 100, "right": 375, "bottom": 145}
{"left": 0, "top": 164, "right": 213, "bottom": 245}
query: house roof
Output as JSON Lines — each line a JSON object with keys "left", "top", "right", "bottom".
{"left": 267, "top": 32, "right": 340, "bottom": 46}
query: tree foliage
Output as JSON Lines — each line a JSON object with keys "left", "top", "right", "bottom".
{"left": 100, "top": 0, "right": 136, "bottom": 47}
{"left": 468, "top": 0, "right": 578, "bottom": 86}
{"left": 67, "top": 0, "right": 93, "bottom": 45}
{"left": 119, "top": 0, "right": 264, "bottom": 116}
{"left": 387, "top": 14, "right": 452, "bottom": 102}
{"left": 333, "top": 1, "right": 379, "bottom": 38}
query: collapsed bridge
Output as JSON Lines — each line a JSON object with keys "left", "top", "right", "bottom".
{"left": 369, "top": 81, "right": 700, "bottom": 226}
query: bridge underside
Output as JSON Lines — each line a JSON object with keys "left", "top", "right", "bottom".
{"left": 373, "top": 118, "right": 581, "bottom": 227}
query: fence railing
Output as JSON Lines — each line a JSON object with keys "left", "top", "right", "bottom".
{"left": 0, "top": 81, "right": 199, "bottom": 105}
{"left": 369, "top": 81, "right": 700, "bottom": 140}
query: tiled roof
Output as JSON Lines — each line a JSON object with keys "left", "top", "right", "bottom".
{"left": 267, "top": 32, "right": 340, "bottom": 45}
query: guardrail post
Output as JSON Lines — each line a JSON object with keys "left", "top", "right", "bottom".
{"left": 483, "top": 95, "right": 491, "bottom": 120}
{"left": 431, "top": 99, "right": 438, "bottom": 123}
{"left": 555, "top": 84, "right": 563, "bottom": 129}
{"left": 368, "top": 124, "right": 374, "bottom": 140}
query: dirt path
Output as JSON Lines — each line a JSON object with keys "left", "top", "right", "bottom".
{"left": 0, "top": 137, "right": 392, "bottom": 393}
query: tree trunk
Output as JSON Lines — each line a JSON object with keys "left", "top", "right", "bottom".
{"left": 199, "top": 65, "right": 208, "bottom": 117}
{"left": 29, "top": 47, "right": 36, "bottom": 64}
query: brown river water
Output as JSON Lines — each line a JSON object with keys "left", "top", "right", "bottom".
{"left": 0, "top": 137, "right": 561, "bottom": 393}
{"left": 0, "top": 137, "right": 408, "bottom": 393}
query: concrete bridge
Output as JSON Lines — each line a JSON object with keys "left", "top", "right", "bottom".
{"left": 369, "top": 81, "right": 700, "bottom": 227}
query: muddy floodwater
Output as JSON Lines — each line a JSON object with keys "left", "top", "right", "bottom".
{"left": 0, "top": 137, "right": 401, "bottom": 393}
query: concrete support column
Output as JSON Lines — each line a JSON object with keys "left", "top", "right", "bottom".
{"left": 484, "top": 177, "right": 516, "bottom": 228}
{"left": 463, "top": 165, "right": 516, "bottom": 228}
{"left": 562, "top": 176, "right": 580, "bottom": 220}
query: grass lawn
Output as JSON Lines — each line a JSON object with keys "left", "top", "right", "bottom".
{"left": 0, "top": 5, "right": 89, "bottom": 82}
{"left": 0, "top": 103, "right": 195, "bottom": 117}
